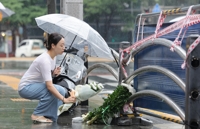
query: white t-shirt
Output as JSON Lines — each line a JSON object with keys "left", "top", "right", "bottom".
{"left": 18, "top": 52, "right": 56, "bottom": 91}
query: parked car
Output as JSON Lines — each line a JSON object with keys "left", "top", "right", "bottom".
{"left": 15, "top": 39, "right": 46, "bottom": 57}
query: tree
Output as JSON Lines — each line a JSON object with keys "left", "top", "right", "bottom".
{"left": 84, "top": 0, "right": 138, "bottom": 41}
{"left": 1, "top": 0, "right": 47, "bottom": 39}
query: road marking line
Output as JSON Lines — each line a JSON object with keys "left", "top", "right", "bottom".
{"left": 11, "top": 98, "right": 31, "bottom": 102}
{"left": 0, "top": 75, "right": 20, "bottom": 90}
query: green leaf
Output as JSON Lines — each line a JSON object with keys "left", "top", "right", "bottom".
{"left": 85, "top": 85, "right": 132, "bottom": 124}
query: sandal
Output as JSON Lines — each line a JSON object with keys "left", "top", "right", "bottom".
{"left": 32, "top": 116, "right": 53, "bottom": 124}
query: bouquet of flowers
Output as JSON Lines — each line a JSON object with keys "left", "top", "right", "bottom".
{"left": 57, "top": 82, "right": 104, "bottom": 116}
{"left": 82, "top": 84, "right": 134, "bottom": 125}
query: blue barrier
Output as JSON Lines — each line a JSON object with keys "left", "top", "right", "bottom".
{"left": 133, "top": 22, "right": 200, "bottom": 114}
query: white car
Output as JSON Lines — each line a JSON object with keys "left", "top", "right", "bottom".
{"left": 15, "top": 39, "right": 46, "bottom": 57}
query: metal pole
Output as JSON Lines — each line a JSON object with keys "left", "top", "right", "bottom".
{"left": 47, "top": 0, "right": 56, "bottom": 14}
{"left": 60, "top": 0, "right": 64, "bottom": 14}
{"left": 119, "top": 41, "right": 131, "bottom": 85}
{"left": 185, "top": 35, "right": 200, "bottom": 129}
{"left": 118, "top": 51, "right": 122, "bottom": 86}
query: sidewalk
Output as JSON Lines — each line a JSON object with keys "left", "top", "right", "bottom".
{"left": 0, "top": 79, "right": 184, "bottom": 129}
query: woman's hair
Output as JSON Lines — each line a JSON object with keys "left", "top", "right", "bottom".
{"left": 46, "top": 33, "right": 64, "bottom": 50}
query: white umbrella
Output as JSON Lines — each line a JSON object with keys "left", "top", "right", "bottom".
{"left": 35, "top": 14, "right": 114, "bottom": 60}
{"left": 0, "top": 2, "right": 15, "bottom": 18}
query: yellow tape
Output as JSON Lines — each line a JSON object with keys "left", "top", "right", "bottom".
{"left": 138, "top": 107, "right": 182, "bottom": 124}
{"left": 163, "top": 8, "right": 181, "bottom": 15}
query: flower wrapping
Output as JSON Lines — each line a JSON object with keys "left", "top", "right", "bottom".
{"left": 57, "top": 82, "right": 104, "bottom": 116}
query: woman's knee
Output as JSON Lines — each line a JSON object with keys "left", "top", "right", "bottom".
{"left": 54, "top": 84, "right": 66, "bottom": 96}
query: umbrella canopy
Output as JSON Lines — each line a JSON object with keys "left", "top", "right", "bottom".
{"left": 35, "top": 14, "right": 114, "bottom": 60}
{"left": 0, "top": 2, "right": 15, "bottom": 18}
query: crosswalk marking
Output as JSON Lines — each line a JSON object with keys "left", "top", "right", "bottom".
{"left": 0, "top": 75, "right": 20, "bottom": 90}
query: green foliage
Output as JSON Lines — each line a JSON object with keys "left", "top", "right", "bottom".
{"left": 1, "top": 0, "right": 46, "bottom": 27}
{"left": 84, "top": 0, "right": 102, "bottom": 20}
{"left": 84, "top": 0, "right": 128, "bottom": 21}
{"left": 84, "top": 0, "right": 138, "bottom": 40}
{"left": 84, "top": 85, "right": 132, "bottom": 124}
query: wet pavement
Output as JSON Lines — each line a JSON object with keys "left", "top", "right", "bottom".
{"left": 0, "top": 80, "right": 185, "bottom": 129}
{"left": 0, "top": 57, "right": 185, "bottom": 129}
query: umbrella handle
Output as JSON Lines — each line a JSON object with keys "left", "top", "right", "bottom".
{"left": 59, "top": 53, "right": 67, "bottom": 67}
{"left": 69, "top": 35, "right": 77, "bottom": 48}
{"left": 59, "top": 35, "right": 77, "bottom": 67}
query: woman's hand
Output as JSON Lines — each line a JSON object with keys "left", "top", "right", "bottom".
{"left": 63, "top": 90, "right": 76, "bottom": 103}
{"left": 52, "top": 67, "right": 61, "bottom": 77}
{"left": 63, "top": 96, "right": 76, "bottom": 103}
{"left": 69, "top": 90, "right": 75, "bottom": 98}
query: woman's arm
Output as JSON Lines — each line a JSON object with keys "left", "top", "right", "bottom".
{"left": 46, "top": 81, "right": 75, "bottom": 103}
